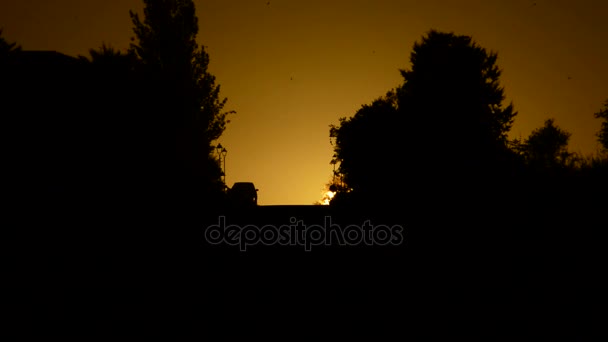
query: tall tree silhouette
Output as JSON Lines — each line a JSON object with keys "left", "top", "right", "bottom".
{"left": 595, "top": 99, "right": 608, "bottom": 152}
{"left": 397, "top": 30, "right": 517, "bottom": 175}
{"left": 129, "top": 0, "right": 233, "bottom": 201}
{"left": 329, "top": 30, "right": 520, "bottom": 207}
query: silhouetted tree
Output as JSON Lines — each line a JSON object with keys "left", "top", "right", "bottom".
{"left": 521, "top": 118, "right": 572, "bottom": 170}
{"left": 397, "top": 30, "right": 517, "bottom": 175}
{"left": 329, "top": 89, "right": 398, "bottom": 203}
{"left": 86, "top": 44, "right": 136, "bottom": 68}
{"left": 576, "top": 99, "right": 608, "bottom": 193}
{"left": 0, "top": 30, "right": 22, "bottom": 108}
{"left": 129, "top": 0, "right": 233, "bottom": 202}
{"left": 0, "top": 29, "right": 21, "bottom": 57}
{"left": 329, "top": 30, "right": 520, "bottom": 207}
{"left": 77, "top": 44, "right": 147, "bottom": 198}
{"left": 595, "top": 99, "right": 608, "bottom": 152}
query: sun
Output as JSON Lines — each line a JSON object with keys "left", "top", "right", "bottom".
{"left": 319, "top": 190, "right": 335, "bottom": 205}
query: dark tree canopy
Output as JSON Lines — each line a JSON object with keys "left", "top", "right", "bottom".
{"left": 86, "top": 44, "right": 136, "bottom": 70}
{"left": 129, "top": 0, "right": 233, "bottom": 200}
{"left": 329, "top": 30, "right": 519, "bottom": 207}
{"left": 78, "top": 45, "right": 148, "bottom": 194}
{"left": 595, "top": 99, "right": 608, "bottom": 152}
{"left": 521, "top": 118, "right": 572, "bottom": 169}
{"left": 0, "top": 29, "right": 21, "bottom": 57}
{"left": 397, "top": 30, "right": 517, "bottom": 169}
{"left": 330, "top": 90, "right": 398, "bottom": 200}
{"left": 129, "top": 0, "right": 231, "bottom": 144}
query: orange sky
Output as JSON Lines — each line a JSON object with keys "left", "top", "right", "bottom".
{"left": 2, "top": 0, "right": 607, "bottom": 204}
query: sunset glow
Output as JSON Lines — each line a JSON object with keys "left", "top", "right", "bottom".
{"left": 319, "top": 190, "right": 335, "bottom": 205}
{"left": 1, "top": 0, "right": 606, "bottom": 204}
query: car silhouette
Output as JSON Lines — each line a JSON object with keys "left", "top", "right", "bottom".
{"left": 227, "top": 182, "right": 258, "bottom": 207}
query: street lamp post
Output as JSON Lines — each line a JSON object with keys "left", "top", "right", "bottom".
{"left": 221, "top": 147, "right": 227, "bottom": 185}
{"left": 216, "top": 144, "right": 226, "bottom": 184}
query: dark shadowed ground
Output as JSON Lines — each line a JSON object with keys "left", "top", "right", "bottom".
{"left": 9, "top": 196, "right": 605, "bottom": 339}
